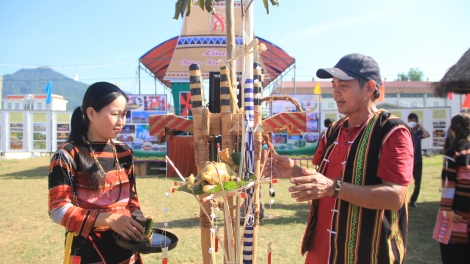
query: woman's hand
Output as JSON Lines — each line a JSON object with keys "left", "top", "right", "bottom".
{"left": 262, "top": 151, "right": 294, "bottom": 178}
{"left": 96, "top": 213, "right": 144, "bottom": 241}
{"left": 444, "top": 210, "right": 463, "bottom": 223}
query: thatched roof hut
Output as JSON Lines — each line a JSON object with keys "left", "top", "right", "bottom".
{"left": 434, "top": 48, "right": 470, "bottom": 97}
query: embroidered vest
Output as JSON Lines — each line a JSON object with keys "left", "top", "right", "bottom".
{"left": 302, "top": 109, "right": 412, "bottom": 264}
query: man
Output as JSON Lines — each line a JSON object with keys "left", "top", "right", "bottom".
{"left": 320, "top": 118, "right": 334, "bottom": 138}
{"left": 263, "top": 53, "right": 414, "bottom": 263}
{"left": 407, "top": 113, "right": 430, "bottom": 208}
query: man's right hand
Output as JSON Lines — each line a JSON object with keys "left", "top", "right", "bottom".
{"left": 262, "top": 151, "right": 294, "bottom": 178}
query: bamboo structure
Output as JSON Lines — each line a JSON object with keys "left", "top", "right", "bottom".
{"left": 149, "top": 76, "right": 307, "bottom": 264}
{"left": 148, "top": 1, "right": 308, "bottom": 262}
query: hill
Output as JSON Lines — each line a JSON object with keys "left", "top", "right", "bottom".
{"left": 2, "top": 67, "right": 88, "bottom": 111}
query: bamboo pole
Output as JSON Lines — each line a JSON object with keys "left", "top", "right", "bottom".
{"left": 242, "top": 3, "right": 256, "bottom": 263}
{"left": 189, "top": 64, "right": 215, "bottom": 264}
{"left": 252, "top": 62, "right": 263, "bottom": 263}
{"left": 226, "top": 0, "right": 238, "bottom": 114}
{"left": 242, "top": 77, "right": 255, "bottom": 264}
{"left": 220, "top": 66, "right": 237, "bottom": 263}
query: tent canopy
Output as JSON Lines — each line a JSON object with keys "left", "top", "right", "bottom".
{"left": 139, "top": 36, "right": 295, "bottom": 88}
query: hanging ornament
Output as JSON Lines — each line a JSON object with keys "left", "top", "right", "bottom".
{"left": 161, "top": 247, "right": 168, "bottom": 264}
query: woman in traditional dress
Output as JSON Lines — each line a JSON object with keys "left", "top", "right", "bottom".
{"left": 48, "top": 82, "right": 145, "bottom": 263}
{"left": 438, "top": 113, "right": 470, "bottom": 263}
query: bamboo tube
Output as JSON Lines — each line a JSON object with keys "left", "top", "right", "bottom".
{"left": 220, "top": 66, "right": 237, "bottom": 263}
{"left": 189, "top": 64, "right": 214, "bottom": 264}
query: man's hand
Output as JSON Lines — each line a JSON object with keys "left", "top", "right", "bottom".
{"left": 288, "top": 172, "right": 334, "bottom": 202}
{"left": 262, "top": 151, "right": 294, "bottom": 178}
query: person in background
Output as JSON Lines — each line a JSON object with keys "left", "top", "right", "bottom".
{"left": 48, "top": 82, "right": 145, "bottom": 263}
{"left": 407, "top": 113, "right": 430, "bottom": 208}
{"left": 263, "top": 53, "right": 413, "bottom": 263}
{"left": 437, "top": 113, "right": 470, "bottom": 263}
{"left": 320, "top": 118, "right": 334, "bottom": 138}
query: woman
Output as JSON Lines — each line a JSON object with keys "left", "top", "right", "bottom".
{"left": 437, "top": 113, "right": 470, "bottom": 263}
{"left": 48, "top": 82, "right": 145, "bottom": 263}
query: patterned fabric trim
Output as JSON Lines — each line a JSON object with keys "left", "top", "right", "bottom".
{"left": 345, "top": 110, "right": 378, "bottom": 264}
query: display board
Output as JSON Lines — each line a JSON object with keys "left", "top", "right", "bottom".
{"left": 321, "top": 107, "right": 452, "bottom": 150}
{"left": 0, "top": 112, "right": 4, "bottom": 152}
{"left": 125, "top": 94, "right": 168, "bottom": 158}
{"left": 8, "top": 112, "right": 26, "bottom": 152}
{"left": 53, "top": 112, "right": 72, "bottom": 151}
{"left": 0, "top": 102, "right": 170, "bottom": 156}
{"left": 0, "top": 110, "right": 69, "bottom": 153}
{"left": 271, "top": 94, "right": 321, "bottom": 156}
{"left": 31, "top": 112, "right": 50, "bottom": 152}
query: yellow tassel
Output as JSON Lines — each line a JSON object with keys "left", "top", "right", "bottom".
{"left": 63, "top": 232, "right": 75, "bottom": 264}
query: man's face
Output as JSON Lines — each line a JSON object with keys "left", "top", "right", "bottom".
{"left": 408, "top": 117, "right": 418, "bottom": 129}
{"left": 331, "top": 77, "right": 370, "bottom": 116}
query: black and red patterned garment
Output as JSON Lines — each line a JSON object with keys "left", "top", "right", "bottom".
{"left": 48, "top": 141, "right": 142, "bottom": 264}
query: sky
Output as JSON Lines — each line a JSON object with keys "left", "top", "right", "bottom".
{"left": 1, "top": 0, "right": 469, "bottom": 95}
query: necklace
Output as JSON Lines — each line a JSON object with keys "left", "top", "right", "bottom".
{"left": 86, "top": 139, "right": 122, "bottom": 203}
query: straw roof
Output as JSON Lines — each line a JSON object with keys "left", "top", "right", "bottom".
{"left": 434, "top": 48, "right": 470, "bottom": 97}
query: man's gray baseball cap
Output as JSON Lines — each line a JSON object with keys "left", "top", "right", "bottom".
{"left": 316, "top": 53, "right": 382, "bottom": 87}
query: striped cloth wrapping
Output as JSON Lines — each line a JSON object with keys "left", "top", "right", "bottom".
{"left": 261, "top": 112, "right": 307, "bottom": 135}
{"left": 243, "top": 79, "right": 255, "bottom": 263}
{"left": 149, "top": 115, "right": 193, "bottom": 136}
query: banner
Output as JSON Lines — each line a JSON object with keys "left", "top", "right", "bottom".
{"left": 179, "top": 91, "right": 192, "bottom": 116}
{"left": 125, "top": 94, "right": 168, "bottom": 158}
{"left": 321, "top": 107, "right": 451, "bottom": 150}
{"left": 271, "top": 94, "right": 321, "bottom": 156}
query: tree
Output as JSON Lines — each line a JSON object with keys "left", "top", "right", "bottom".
{"left": 173, "top": 0, "right": 279, "bottom": 19}
{"left": 396, "top": 68, "right": 424, "bottom": 81}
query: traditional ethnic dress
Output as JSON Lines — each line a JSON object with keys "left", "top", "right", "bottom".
{"left": 48, "top": 141, "right": 142, "bottom": 264}
{"left": 306, "top": 110, "right": 414, "bottom": 264}
{"left": 438, "top": 142, "right": 470, "bottom": 263}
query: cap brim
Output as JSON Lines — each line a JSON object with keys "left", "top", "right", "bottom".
{"left": 316, "top": 68, "right": 358, "bottom": 81}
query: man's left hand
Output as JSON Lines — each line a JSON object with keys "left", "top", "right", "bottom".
{"left": 289, "top": 172, "right": 334, "bottom": 202}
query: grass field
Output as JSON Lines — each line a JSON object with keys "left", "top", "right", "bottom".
{"left": 0, "top": 155, "right": 443, "bottom": 263}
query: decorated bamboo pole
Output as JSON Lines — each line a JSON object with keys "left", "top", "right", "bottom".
{"left": 242, "top": 2, "right": 256, "bottom": 263}
{"left": 220, "top": 66, "right": 237, "bottom": 263}
{"left": 225, "top": 0, "right": 238, "bottom": 114}
{"left": 189, "top": 64, "right": 215, "bottom": 264}
{"left": 220, "top": 66, "right": 236, "bottom": 153}
{"left": 242, "top": 78, "right": 256, "bottom": 264}
{"left": 252, "top": 61, "right": 263, "bottom": 261}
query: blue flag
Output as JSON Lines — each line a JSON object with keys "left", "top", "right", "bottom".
{"left": 44, "top": 80, "right": 52, "bottom": 104}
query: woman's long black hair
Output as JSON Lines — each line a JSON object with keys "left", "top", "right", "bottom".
{"left": 450, "top": 112, "right": 470, "bottom": 147}
{"left": 67, "top": 82, "right": 128, "bottom": 190}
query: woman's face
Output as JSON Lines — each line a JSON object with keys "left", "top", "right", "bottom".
{"left": 450, "top": 128, "right": 456, "bottom": 139}
{"left": 86, "top": 95, "right": 127, "bottom": 142}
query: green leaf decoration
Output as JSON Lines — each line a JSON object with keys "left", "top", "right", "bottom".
{"left": 174, "top": 174, "right": 257, "bottom": 195}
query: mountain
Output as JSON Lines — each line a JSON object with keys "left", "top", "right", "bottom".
{"left": 2, "top": 67, "right": 88, "bottom": 111}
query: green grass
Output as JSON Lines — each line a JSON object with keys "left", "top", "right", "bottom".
{"left": 0, "top": 155, "right": 443, "bottom": 263}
